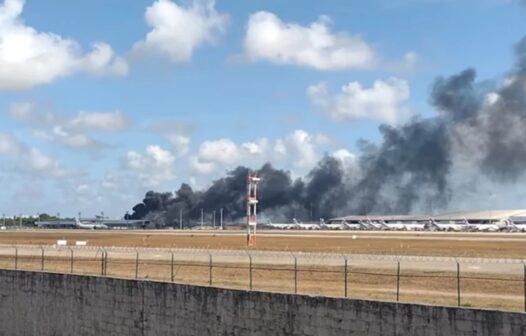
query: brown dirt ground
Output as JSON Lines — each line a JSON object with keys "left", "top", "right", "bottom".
{"left": 0, "top": 230, "right": 525, "bottom": 258}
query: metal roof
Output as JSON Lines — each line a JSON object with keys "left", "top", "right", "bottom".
{"left": 433, "top": 209, "right": 526, "bottom": 221}
{"left": 330, "top": 209, "right": 526, "bottom": 222}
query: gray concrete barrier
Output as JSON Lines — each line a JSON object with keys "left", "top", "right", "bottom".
{"left": 0, "top": 269, "right": 524, "bottom": 335}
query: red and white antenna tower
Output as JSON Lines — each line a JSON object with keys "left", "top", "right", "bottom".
{"left": 246, "top": 171, "right": 260, "bottom": 247}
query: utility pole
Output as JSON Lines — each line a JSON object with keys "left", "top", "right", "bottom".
{"left": 220, "top": 208, "right": 223, "bottom": 230}
{"left": 310, "top": 202, "right": 313, "bottom": 223}
{"left": 19, "top": 213, "right": 22, "bottom": 227}
{"left": 2, "top": 213, "right": 6, "bottom": 227}
{"left": 201, "top": 208, "right": 204, "bottom": 228}
{"left": 179, "top": 208, "right": 183, "bottom": 230}
{"left": 213, "top": 210, "right": 216, "bottom": 229}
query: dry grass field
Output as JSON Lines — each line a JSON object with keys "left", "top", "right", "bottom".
{"left": 0, "top": 229, "right": 525, "bottom": 312}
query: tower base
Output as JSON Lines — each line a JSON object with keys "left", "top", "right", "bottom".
{"left": 247, "top": 234, "right": 256, "bottom": 247}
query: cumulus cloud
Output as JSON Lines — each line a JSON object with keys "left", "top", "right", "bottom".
{"left": 167, "top": 134, "right": 191, "bottom": 157}
{"left": 189, "top": 130, "right": 332, "bottom": 175}
{"left": 0, "top": 132, "right": 25, "bottom": 154}
{"left": 125, "top": 145, "right": 176, "bottom": 187}
{"left": 0, "top": 0, "right": 128, "bottom": 90}
{"left": 242, "top": 11, "right": 376, "bottom": 70}
{"left": 149, "top": 120, "right": 194, "bottom": 157}
{"left": 308, "top": 78, "right": 410, "bottom": 124}
{"left": 274, "top": 130, "right": 330, "bottom": 169}
{"left": 0, "top": 131, "right": 68, "bottom": 177}
{"left": 191, "top": 138, "right": 269, "bottom": 174}
{"left": 132, "top": 0, "right": 228, "bottom": 63}
{"left": 7, "top": 102, "right": 130, "bottom": 149}
{"left": 67, "top": 111, "right": 129, "bottom": 131}
{"left": 27, "top": 148, "right": 67, "bottom": 177}
{"left": 332, "top": 148, "right": 355, "bottom": 161}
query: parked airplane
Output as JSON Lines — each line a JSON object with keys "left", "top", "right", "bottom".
{"left": 361, "top": 218, "right": 388, "bottom": 230}
{"left": 322, "top": 222, "right": 346, "bottom": 230}
{"left": 75, "top": 218, "right": 108, "bottom": 230}
{"left": 380, "top": 220, "right": 406, "bottom": 231}
{"left": 465, "top": 218, "right": 503, "bottom": 232}
{"left": 291, "top": 218, "right": 321, "bottom": 230}
{"left": 343, "top": 220, "right": 366, "bottom": 230}
{"left": 426, "top": 218, "right": 465, "bottom": 231}
{"left": 265, "top": 222, "right": 293, "bottom": 229}
{"left": 510, "top": 220, "right": 526, "bottom": 232}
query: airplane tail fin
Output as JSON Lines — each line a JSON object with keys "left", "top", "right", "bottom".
{"left": 426, "top": 217, "right": 439, "bottom": 229}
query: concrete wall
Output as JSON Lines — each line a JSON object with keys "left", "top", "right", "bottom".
{"left": 0, "top": 270, "right": 525, "bottom": 336}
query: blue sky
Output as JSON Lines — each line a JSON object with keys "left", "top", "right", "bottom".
{"left": 0, "top": 0, "right": 524, "bottom": 217}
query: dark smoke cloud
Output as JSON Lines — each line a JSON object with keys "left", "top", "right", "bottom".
{"left": 126, "top": 159, "right": 345, "bottom": 226}
{"left": 127, "top": 35, "right": 526, "bottom": 226}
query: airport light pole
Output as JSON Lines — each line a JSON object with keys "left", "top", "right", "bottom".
{"left": 179, "top": 208, "right": 183, "bottom": 230}
{"left": 220, "top": 208, "right": 223, "bottom": 230}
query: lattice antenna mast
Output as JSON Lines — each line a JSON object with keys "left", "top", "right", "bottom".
{"left": 246, "top": 171, "right": 260, "bottom": 247}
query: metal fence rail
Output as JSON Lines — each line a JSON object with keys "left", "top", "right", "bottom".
{"left": 0, "top": 244, "right": 524, "bottom": 312}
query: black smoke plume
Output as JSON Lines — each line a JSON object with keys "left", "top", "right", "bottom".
{"left": 127, "top": 36, "right": 526, "bottom": 226}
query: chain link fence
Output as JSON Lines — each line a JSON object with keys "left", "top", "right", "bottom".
{"left": 0, "top": 244, "right": 524, "bottom": 312}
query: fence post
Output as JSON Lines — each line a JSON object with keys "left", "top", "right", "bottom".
{"left": 293, "top": 254, "right": 298, "bottom": 294}
{"left": 105, "top": 250, "right": 108, "bottom": 275}
{"left": 344, "top": 257, "right": 348, "bottom": 298}
{"left": 100, "top": 249, "right": 104, "bottom": 276}
{"left": 457, "top": 261, "right": 461, "bottom": 307}
{"left": 69, "top": 248, "right": 74, "bottom": 273}
{"left": 135, "top": 250, "right": 139, "bottom": 279}
{"left": 208, "top": 252, "right": 213, "bottom": 286}
{"left": 396, "top": 260, "right": 401, "bottom": 302}
{"left": 14, "top": 247, "right": 17, "bottom": 270}
{"left": 523, "top": 263, "right": 525, "bottom": 312}
{"left": 100, "top": 249, "right": 106, "bottom": 276}
{"left": 248, "top": 252, "right": 253, "bottom": 291}
{"left": 171, "top": 252, "right": 174, "bottom": 282}
{"left": 40, "top": 246, "right": 44, "bottom": 271}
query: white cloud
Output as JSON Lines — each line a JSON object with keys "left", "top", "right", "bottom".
{"left": 196, "top": 138, "right": 241, "bottom": 165}
{"left": 7, "top": 102, "right": 130, "bottom": 149}
{"left": 132, "top": 0, "right": 228, "bottom": 63}
{"left": 67, "top": 111, "right": 129, "bottom": 131}
{"left": 81, "top": 42, "right": 128, "bottom": 76}
{"left": 308, "top": 78, "right": 410, "bottom": 124}
{"left": 273, "top": 130, "right": 322, "bottom": 169}
{"left": 0, "top": 132, "right": 25, "bottom": 154}
{"left": 101, "top": 174, "right": 117, "bottom": 189}
{"left": 0, "top": 131, "right": 68, "bottom": 177}
{"left": 125, "top": 145, "right": 176, "bottom": 187}
{"left": 332, "top": 148, "right": 355, "bottom": 163}
{"left": 191, "top": 138, "right": 269, "bottom": 174}
{"left": 242, "top": 11, "right": 376, "bottom": 70}
{"left": 27, "top": 149, "right": 66, "bottom": 177}
{"left": 167, "top": 134, "right": 190, "bottom": 156}
{"left": 149, "top": 120, "right": 194, "bottom": 157}
{"left": 0, "top": 0, "right": 127, "bottom": 91}
{"left": 190, "top": 130, "right": 329, "bottom": 175}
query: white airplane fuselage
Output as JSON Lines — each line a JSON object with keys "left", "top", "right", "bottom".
{"left": 75, "top": 218, "right": 108, "bottom": 230}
